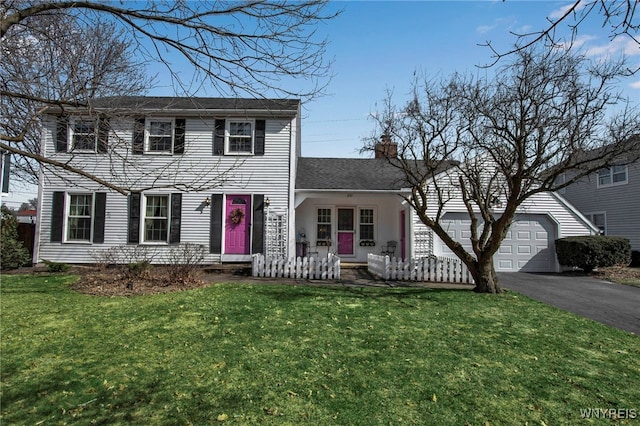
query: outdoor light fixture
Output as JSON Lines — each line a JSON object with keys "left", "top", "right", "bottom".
{"left": 265, "top": 197, "right": 271, "bottom": 207}
{"left": 204, "top": 196, "right": 211, "bottom": 206}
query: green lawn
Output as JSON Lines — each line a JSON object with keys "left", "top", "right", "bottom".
{"left": 1, "top": 275, "right": 639, "bottom": 425}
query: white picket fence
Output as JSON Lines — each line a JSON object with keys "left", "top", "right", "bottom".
{"left": 252, "top": 253, "right": 341, "bottom": 280}
{"left": 368, "top": 254, "right": 474, "bottom": 284}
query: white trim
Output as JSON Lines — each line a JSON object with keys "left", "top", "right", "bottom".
{"left": 550, "top": 192, "right": 600, "bottom": 234}
{"left": 225, "top": 119, "right": 255, "bottom": 155}
{"left": 140, "top": 193, "right": 171, "bottom": 244}
{"left": 68, "top": 116, "right": 98, "bottom": 153}
{"left": 144, "top": 117, "right": 175, "bottom": 154}
{"left": 596, "top": 165, "right": 628, "bottom": 188}
{"left": 63, "top": 192, "right": 95, "bottom": 243}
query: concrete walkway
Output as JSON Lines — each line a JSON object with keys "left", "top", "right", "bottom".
{"left": 499, "top": 272, "right": 640, "bottom": 336}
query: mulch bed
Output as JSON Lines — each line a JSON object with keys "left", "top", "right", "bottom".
{"left": 70, "top": 268, "right": 213, "bottom": 296}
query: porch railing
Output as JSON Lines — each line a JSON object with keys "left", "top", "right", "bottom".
{"left": 367, "top": 254, "right": 474, "bottom": 284}
{"left": 252, "top": 253, "right": 341, "bottom": 280}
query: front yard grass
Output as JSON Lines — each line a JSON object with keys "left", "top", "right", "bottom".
{"left": 1, "top": 274, "right": 639, "bottom": 425}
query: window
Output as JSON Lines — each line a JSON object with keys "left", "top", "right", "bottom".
{"left": 317, "top": 208, "right": 332, "bottom": 241}
{"left": 67, "top": 194, "right": 93, "bottom": 241}
{"left": 597, "top": 165, "right": 628, "bottom": 187}
{"left": 146, "top": 119, "right": 174, "bottom": 153}
{"left": 586, "top": 212, "right": 606, "bottom": 234}
{"left": 227, "top": 120, "right": 254, "bottom": 153}
{"left": 359, "top": 208, "right": 375, "bottom": 240}
{"left": 143, "top": 195, "right": 169, "bottom": 242}
{"left": 70, "top": 118, "right": 97, "bottom": 151}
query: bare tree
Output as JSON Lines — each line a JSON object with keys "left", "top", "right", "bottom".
{"left": 485, "top": 1, "right": 639, "bottom": 69}
{"left": 1, "top": 8, "right": 151, "bottom": 187}
{"left": 1, "top": 0, "right": 337, "bottom": 193}
{"left": 365, "top": 47, "right": 640, "bottom": 293}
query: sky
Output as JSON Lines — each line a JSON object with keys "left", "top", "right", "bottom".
{"left": 3, "top": 0, "right": 639, "bottom": 208}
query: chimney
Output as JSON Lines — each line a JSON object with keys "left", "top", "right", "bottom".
{"left": 375, "top": 134, "right": 398, "bottom": 158}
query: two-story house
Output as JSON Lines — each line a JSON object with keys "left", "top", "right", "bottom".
{"left": 35, "top": 97, "right": 300, "bottom": 265}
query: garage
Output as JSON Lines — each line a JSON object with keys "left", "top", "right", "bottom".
{"left": 440, "top": 212, "right": 557, "bottom": 272}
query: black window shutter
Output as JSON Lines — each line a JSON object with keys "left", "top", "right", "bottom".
{"left": 133, "top": 118, "right": 145, "bottom": 155}
{"left": 255, "top": 120, "right": 265, "bottom": 155}
{"left": 128, "top": 192, "right": 141, "bottom": 243}
{"left": 169, "top": 193, "right": 182, "bottom": 244}
{"left": 56, "top": 117, "right": 68, "bottom": 153}
{"left": 214, "top": 119, "right": 225, "bottom": 155}
{"left": 51, "top": 191, "right": 64, "bottom": 242}
{"left": 93, "top": 192, "right": 107, "bottom": 243}
{"left": 210, "top": 194, "right": 223, "bottom": 253}
{"left": 174, "top": 118, "right": 186, "bottom": 154}
{"left": 252, "top": 194, "right": 264, "bottom": 254}
{"left": 1, "top": 153, "right": 9, "bottom": 193}
{"left": 97, "top": 116, "right": 109, "bottom": 153}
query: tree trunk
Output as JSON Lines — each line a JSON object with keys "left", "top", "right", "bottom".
{"left": 471, "top": 257, "right": 503, "bottom": 294}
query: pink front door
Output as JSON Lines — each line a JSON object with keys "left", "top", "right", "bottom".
{"left": 337, "top": 208, "right": 355, "bottom": 256}
{"left": 225, "top": 195, "right": 251, "bottom": 254}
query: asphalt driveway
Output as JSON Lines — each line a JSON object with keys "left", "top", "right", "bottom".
{"left": 499, "top": 272, "right": 640, "bottom": 336}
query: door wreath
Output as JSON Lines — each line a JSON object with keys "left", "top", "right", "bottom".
{"left": 229, "top": 208, "right": 245, "bottom": 224}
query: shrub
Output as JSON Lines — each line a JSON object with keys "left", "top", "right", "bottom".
{"left": 164, "top": 243, "right": 206, "bottom": 282}
{"left": 631, "top": 250, "right": 640, "bottom": 267}
{"left": 556, "top": 235, "right": 631, "bottom": 273}
{"left": 42, "top": 259, "right": 70, "bottom": 273}
{"left": 0, "top": 206, "right": 30, "bottom": 270}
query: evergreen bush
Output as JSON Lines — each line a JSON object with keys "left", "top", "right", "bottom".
{"left": 0, "top": 206, "right": 31, "bottom": 270}
{"left": 555, "top": 235, "right": 631, "bottom": 273}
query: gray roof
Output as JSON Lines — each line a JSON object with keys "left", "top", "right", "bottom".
{"left": 296, "top": 157, "right": 459, "bottom": 191}
{"left": 297, "top": 158, "right": 406, "bottom": 190}
{"left": 48, "top": 97, "right": 300, "bottom": 116}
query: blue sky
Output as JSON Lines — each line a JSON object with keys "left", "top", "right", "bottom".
{"left": 293, "top": 1, "right": 639, "bottom": 158}
{"left": 3, "top": 1, "right": 639, "bottom": 206}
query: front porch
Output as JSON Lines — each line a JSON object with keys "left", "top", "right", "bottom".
{"left": 294, "top": 191, "right": 410, "bottom": 263}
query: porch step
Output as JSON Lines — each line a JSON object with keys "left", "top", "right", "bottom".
{"left": 202, "top": 262, "right": 252, "bottom": 276}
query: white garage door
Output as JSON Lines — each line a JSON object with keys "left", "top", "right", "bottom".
{"left": 440, "top": 213, "right": 556, "bottom": 272}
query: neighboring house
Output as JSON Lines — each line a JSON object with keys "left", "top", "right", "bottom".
{"left": 560, "top": 144, "right": 640, "bottom": 251}
{"left": 16, "top": 209, "right": 37, "bottom": 224}
{"left": 35, "top": 96, "right": 596, "bottom": 273}
{"left": 35, "top": 97, "right": 301, "bottom": 265}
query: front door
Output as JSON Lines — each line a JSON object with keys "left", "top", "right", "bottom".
{"left": 225, "top": 195, "right": 251, "bottom": 254}
{"left": 337, "top": 208, "right": 355, "bottom": 256}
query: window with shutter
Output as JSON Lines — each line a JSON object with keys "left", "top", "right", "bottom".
{"left": 132, "top": 118, "right": 186, "bottom": 155}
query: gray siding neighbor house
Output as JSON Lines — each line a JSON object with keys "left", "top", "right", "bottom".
{"left": 560, "top": 154, "right": 640, "bottom": 251}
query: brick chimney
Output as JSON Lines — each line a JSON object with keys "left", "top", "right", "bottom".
{"left": 375, "top": 134, "right": 398, "bottom": 158}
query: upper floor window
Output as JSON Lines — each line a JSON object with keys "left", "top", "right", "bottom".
{"left": 70, "top": 118, "right": 97, "bottom": 151}
{"left": 227, "top": 120, "right": 254, "bottom": 154}
{"left": 133, "top": 118, "right": 185, "bottom": 155}
{"left": 146, "top": 119, "right": 174, "bottom": 153}
{"left": 214, "top": 119, "right": 265, "bottom": 156}
{"left": 597, "top": 165, "right": 628, "bottom": 188}
{"left": 67, "top": 193, "right": 93, "bottom": 241}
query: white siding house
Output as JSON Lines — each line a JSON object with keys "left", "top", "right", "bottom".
{"left": 295, "top": 154, "right": 597, "bottom": 272}
{"left": 35, "top": 97, "right": 300, "bottom": 265}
